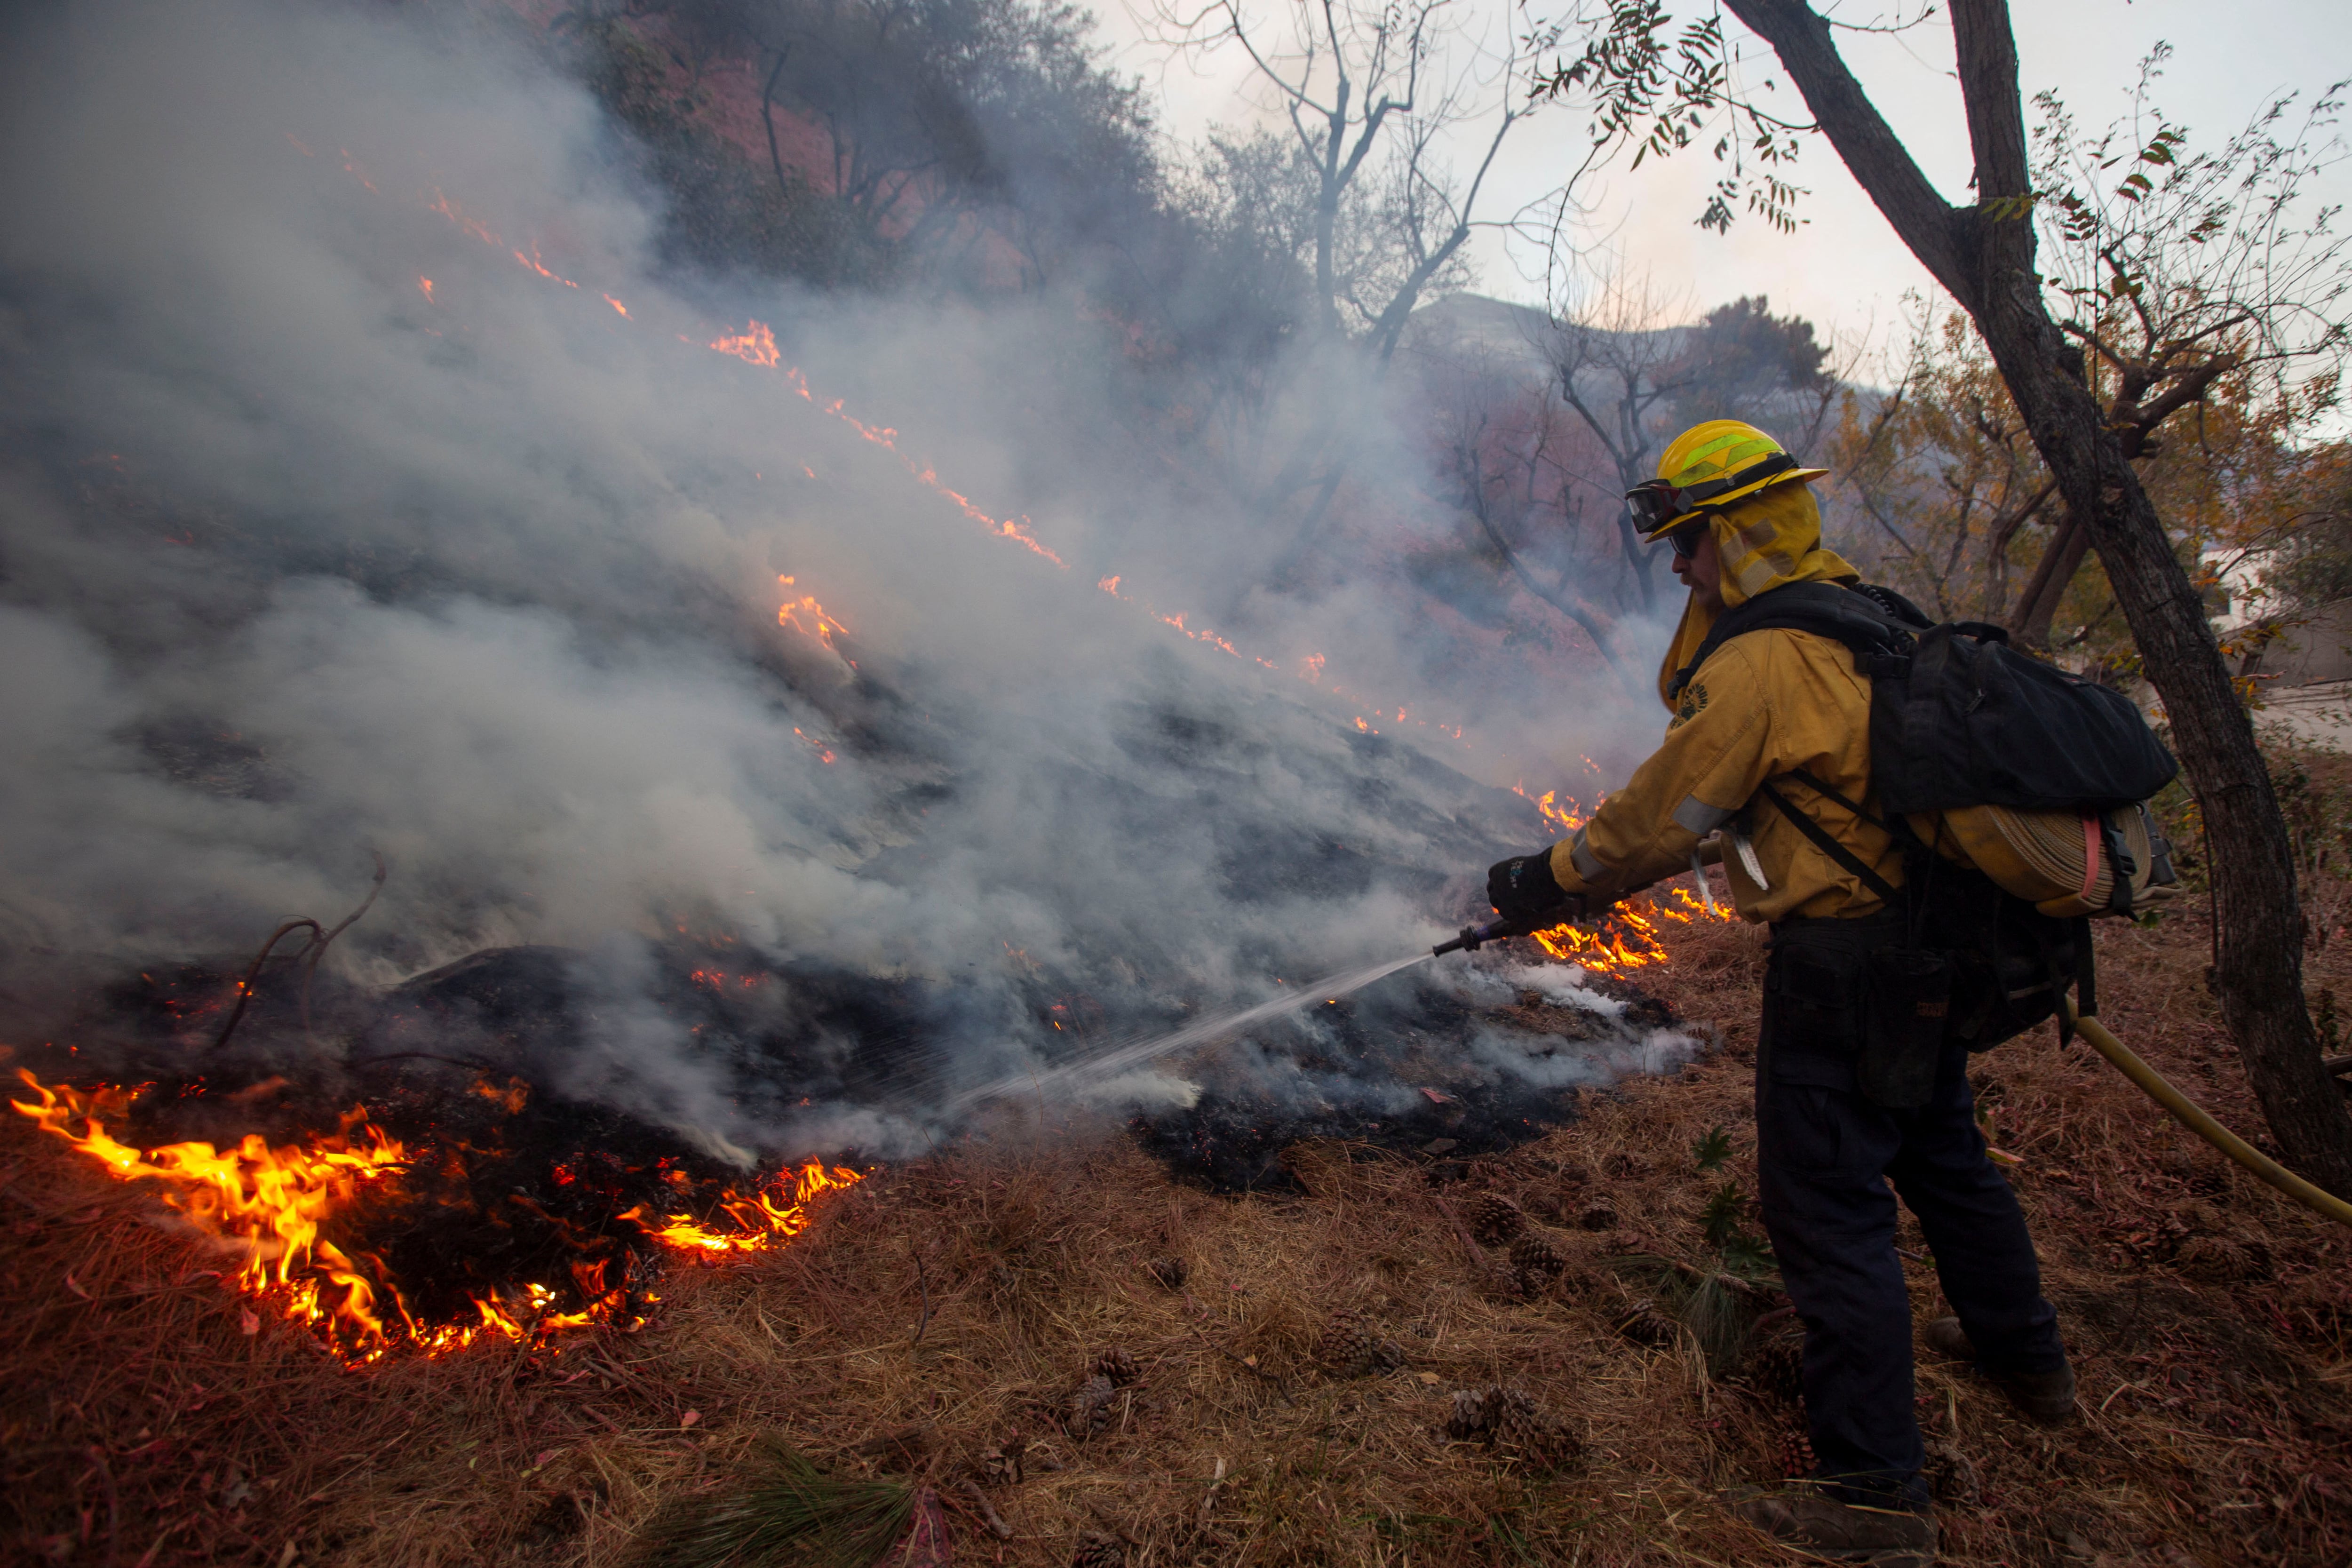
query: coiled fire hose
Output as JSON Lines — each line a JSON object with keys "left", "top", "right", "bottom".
{"left": 2062, "top": 1000, "right": 2352, "bottom": 1230}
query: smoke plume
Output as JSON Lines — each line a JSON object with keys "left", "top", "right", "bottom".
{"left": 0, "top": 0, "right": 1682, "bottom": 1155}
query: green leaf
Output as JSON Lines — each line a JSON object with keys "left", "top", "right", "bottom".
{"left": 1719, "top": 1231, "right": 1779, "bottom": 1280}
{"left": 1701, "top": 1181, "right": 1747, "bottom": 1247}
{"left": 1692, "top": 1123, "right": 1734, "bottom": 1173}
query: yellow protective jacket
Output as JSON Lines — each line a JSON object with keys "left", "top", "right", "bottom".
{"left": 1544, "top": 483, "right": 1907, "bottom": 923}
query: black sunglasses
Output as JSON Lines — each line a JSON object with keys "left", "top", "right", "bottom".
{"left": 1627, "top": 451, "right": 1799, "bottom": 540}
{"left": 1661, "top": 518, "right": 1710, "bottom": 559}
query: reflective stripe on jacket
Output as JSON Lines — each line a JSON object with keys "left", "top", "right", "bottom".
{"left": 1545, "top": 626, "right": 1906, "bottom": 923}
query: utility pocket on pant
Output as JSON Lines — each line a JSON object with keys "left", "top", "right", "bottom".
{"left": 1859, "top": 947, "right": 1951, "bottom": 1111}
{"left": 1763, "top": 944, "right": 1864, "bottom": 1090}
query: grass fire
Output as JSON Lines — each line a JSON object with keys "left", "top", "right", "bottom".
{"left": 5, "top": 1, "right": 2352, "bottom": 1566}
{"left": 11, "top": 1068, "right": 865, "bottom": 1363}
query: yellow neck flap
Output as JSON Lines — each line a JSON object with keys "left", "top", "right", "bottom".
{"left": 1654, "top": 480, "right": 1859, "bottom": 710}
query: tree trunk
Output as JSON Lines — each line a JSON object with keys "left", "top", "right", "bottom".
{"left": 2008, "top": 511, "right": 2091, "bottom": 648}
{"left": 1724, "top": 0, "right": 2352, "bottom": 1194}
{"left": 760, "top": 48, "right": 793, "bottom": 200}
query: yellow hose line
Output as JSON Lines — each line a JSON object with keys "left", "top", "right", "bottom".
{"left": 2063, "top": 1001, "right": 2352, "bottom": 1230}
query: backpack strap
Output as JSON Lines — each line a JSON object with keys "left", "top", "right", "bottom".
{"left": 1780, "top": 766, "right": 1894, "bottom": 836}
{"left": 1755, "top": 780, "right": 1903, "bottom": 905}
{"left": 2098, "top": 813, "right": 2138, "bottom": 917}
{"left": 2072, "top": 915, "right": 2097, "bottom": 1032}
{"left": 1666, "top": 581, "right": 1920, "bottom": 699}
{"left": 1851, "top": 583, "right": 1935, "bottom": 629}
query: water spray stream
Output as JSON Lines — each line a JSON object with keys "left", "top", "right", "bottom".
{"left": 953, "top": 918, "right": 1547, "bottom": 1110}
{"left": 954, "top": 951, "right": 1439, "bottom": 1109}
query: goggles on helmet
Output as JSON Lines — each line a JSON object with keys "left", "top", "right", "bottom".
{"left": 1627, "top": 450, "right": 1800, "bottom": 541}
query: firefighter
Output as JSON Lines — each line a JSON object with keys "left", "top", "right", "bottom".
{"left": 1484, "top": 421, "right": 2074, "bottom": 1566}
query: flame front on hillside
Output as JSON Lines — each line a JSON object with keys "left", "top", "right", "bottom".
{"left": 10, "top": 1069, "right": 863, "bottom": 1366}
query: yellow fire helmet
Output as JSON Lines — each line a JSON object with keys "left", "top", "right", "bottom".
{"left": 1627, "top": 419, "right": 1829, "bottom": 542}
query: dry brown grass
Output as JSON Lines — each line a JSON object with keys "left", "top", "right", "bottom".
{"left": 5, "top": 893, "right": 2350, "bottom": 1568}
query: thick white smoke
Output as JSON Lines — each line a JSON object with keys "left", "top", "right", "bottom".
{"left": 0, "top": 0, "right": 1680, "bottom": 1154}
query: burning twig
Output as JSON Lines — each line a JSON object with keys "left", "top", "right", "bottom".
{"left": 302, "top": 851, "right": 387, "bottom": 1024}
{"left": 210, "top": 852, "right": 388, "bottom": 1053}
{"left": 209, "top": 918, "right": 320, "bottom": 1053}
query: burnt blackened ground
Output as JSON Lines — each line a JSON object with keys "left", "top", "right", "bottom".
{"left": 15, "top": 920, "right": 1687, "bottom": 1321}
{"left": 12, "top": 945, "right": 936, "bottom": 1332}
{"left": 1130, "top": 964, "right": 1686, "bottom": 1192}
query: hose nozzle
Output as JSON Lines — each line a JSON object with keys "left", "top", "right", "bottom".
{"left": 1432, "top": 918, "right": 1524, "bottom": 957}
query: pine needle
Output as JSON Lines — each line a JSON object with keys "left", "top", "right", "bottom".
{"left": 627, "top": 1438, "right": 915, "bottom": 1568}
{"left": 1607, "top": 1254, "right": 1769, "bottom": 1377}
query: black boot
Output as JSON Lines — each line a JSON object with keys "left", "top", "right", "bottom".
{"left": 1923, "top": 1315, "right": 2075, "bottom": 1424}
{"left": 1726, "top": 1485, "right": 1938, "bottom": 1565}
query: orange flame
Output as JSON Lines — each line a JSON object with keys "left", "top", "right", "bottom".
{"left": 1510, "top": 783, "right": 1590, "bottom": 836}
{"left": 11, "top": 1069, "right": 865, "bottom": 1364}
{"left": 512, "top": 244, "right": 580, "bottom": 289}
{"left": 711, "top": 320, "right": 780, "bottom": 367}
{"left": 11, "top": 1070, "right": 404, "bottom": 1349}
{"left": 776, "top": 574, "right": 848, "bottom": 650}
{"left": 424, "top": 187, "right": 497, "bottom": 247}
{"left": 616, "top": 1159, "right": 862, "bottom": 1255}
{"left": 318, "top": 148, "right": 1478, "bottom": 749}
{"left": 1526, "top": 882, "right": 1737, "bottom": 977}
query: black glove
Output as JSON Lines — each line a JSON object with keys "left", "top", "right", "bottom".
{"left": 1487, "top": 849, "right": 1582, "bottom": 926}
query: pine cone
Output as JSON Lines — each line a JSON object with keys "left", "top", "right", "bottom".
{"left": 1771, "top": 1422, "right": 1816, "bottom": 1482}
{"left": 2175, "top": 1235, "right": 2257, "bottom": 1281}
{"left": 1092, "top": 1346, "right": 1140, "bottom": 1386}
{"left": 1471, "top": 1257, "right": 1524, "bottom": 1299}
{"left": 1318, "top": 1310, "right": 1403, "bottom": 1378}
{"left": 1741, "top": 1334, "right": 1804, "bottom": 1407}
{"left": 982, "top": 1428, "right": 1026, "bottom": 1485}
{"left": 1071, "top": 1532, "right": 1126, "bottom": 1568}
{"left": 1575, "top": 1205, "right": 1619, "bottom": 1232}
{"left": 1145, "top": 1255, "right": 1187, "bottom": 1290}
{"left": 1492, "top": 1389, "right": 1582, "bottom": 1474}
{"left": 1445, "top": 1387, "right": 1497, "bottom": 1441}
{"left": 1508, "top": 1230, "right": 1567, "bottom": 1292}
{"left": 1924, "top": 1439, "right": 1979, "bottom": 1505}
{"left": 1065, "top": 1374, "right": 1116, "bottom": 1438}
{"left": 1614, "top": 1299, "right": 1679, "bottom": 1348}
{"left": 1466, "top": 1192, "right": 1526, "bottom": 1246}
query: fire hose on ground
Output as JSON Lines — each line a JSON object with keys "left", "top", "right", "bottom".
{"left": 2060, "top": 999, "right": 2352, "bottom": 1230}
{"left": 1430, "top": 921, "right": 2352, "bottom": 1230}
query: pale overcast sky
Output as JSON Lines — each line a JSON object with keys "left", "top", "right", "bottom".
{"left": 1085, "top": 0, "right": 2352, "bottom": 371}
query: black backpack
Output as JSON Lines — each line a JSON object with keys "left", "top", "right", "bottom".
{"left": 1669, "top": 581, "right": 2180, "bottom": 1059}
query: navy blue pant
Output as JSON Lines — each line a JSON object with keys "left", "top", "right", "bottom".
{"left": 1756, "top": 921, "right": 2063, "bottom": 1506}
